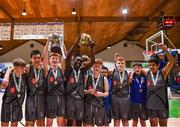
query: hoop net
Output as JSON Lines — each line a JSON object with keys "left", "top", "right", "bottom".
{"left": 142, "top": 50, "right": 155, "bottom": 61}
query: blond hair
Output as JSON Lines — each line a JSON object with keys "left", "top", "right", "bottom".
{"left": 49, "top": 52, "right": 61, "bottom": 58}
{"left": 94, "top": 58, "right": 103, "bottom": 65}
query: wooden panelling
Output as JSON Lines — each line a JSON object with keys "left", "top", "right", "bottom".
{"left": 0, "top": 0, "right": 179, "bottom": 55}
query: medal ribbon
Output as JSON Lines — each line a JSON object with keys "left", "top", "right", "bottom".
{"left": 135, "top": 76, "right": 144, "bottom": 89}
{"left": 52, "top": 68, "right": 58, "bottom": 80}
{"left": 34, "top": 68, "right": 41, "bottom": 82}
{"left": 150, "top": 71, "right": 159, "bottom": 86}
{"left": 73, "top": 69, "right": 81, "bottom": 82}
{"left": 13, "top": 72, "right": 22, "bottom": 92}
{"left": 118, "top": 70, "right": 124, "bottom": 84}
{"left": 92, "top": 74, "right": 100, "bottom": 89}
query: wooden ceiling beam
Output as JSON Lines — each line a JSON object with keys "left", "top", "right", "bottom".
{"left": 81, "top": 16, "right": 180, "bottom": 22}
{"left": 0, "top": 5, "right": 14, "bottom": 21}
{"left": 8, "top": 17, "right": 77, "bottom": 23}
{"left": 1, "top": 16, "right": 180, "bottom": 23}
{"left": 82, "top": 16, "right": 149, "bottom": 22}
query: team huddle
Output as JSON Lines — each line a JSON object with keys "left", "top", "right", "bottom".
{"left": 0, "top": 35, "right": 174, "bottom": 127}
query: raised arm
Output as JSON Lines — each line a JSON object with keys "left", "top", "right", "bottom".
{"left": 65, "top": 36, "right": 81, "bottom": 75}
{"left": 42, "top": 42, "right": 49, "bottom": 75}
{"left": 160, "top": 43, "right": 175, "bottom": 79}
{"left": 66, "top": 36, "right": 80, "bottom": 61}
{"left": 60, "top": 41, "right": 68, "bottom": 73}
{"left": 84, "top": 42, "right": 95, "bottom": 71}
{"left": 61, "top": 41, "right": 68, "bottom": 59}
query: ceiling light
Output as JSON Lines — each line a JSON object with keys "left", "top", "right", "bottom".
{"left": 0, "top": 45, "right": 3, "bottom": 50}
{"left": 72, "top": 8, "right": 76, "bottom": 15}
{"left": 22, "top": 0, "right": 27, "bottom": 16}
{"left": 122, "top": 7, "right": 128, "bottom": 14}
{"left": 22, "top": 9, "right": 27, "bottom": 16}
{"left": 107, "top": 44, "right": 111, "bottom": 49}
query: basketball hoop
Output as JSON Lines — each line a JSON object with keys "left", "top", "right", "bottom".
{"left": 144, "top": 30, "right": 176, "bottom": 61}
{"left": 145, "top": 30, "right": 176, "bottom": 53}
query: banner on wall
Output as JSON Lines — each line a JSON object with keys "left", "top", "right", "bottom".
{"left": 0, "top": 23, "right": 11, "bottom": 40}
{"left": 13, "top": 22, "right": 64, "bottom": 40}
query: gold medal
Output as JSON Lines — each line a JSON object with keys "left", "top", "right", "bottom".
{"left": 139, "top": 88, "right": 142, "bottom": 93}
{"left": 17, "top": 93, "right": 21, "bottom": 98}
{"left": 54, "top": 81, "right": 58, "bottom": 85}
{"left": 35, "top": 84, "right": 38, "bottom": 87}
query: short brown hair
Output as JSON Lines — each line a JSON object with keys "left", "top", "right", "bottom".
{"left": 82, "top": 55, "right": 89, "bottom": 62}
{"left": 114, "top": 53, "right": 125, "bottom": 62}
{"left": 94, "top": 58, "right": 103, "bottom": 65}
{"left": 116, "top": 56, "right": 125, "bottom": 62}
{"left": 13, "top": 58, "right": 26, "bottom": 67}
{"left": 114, "top": 53, "right": 120, "bottom": 61}
{"left": 132, "top": 62, "right": 142, "bottom": 67}
{"left": 49, "top": 52, "right": 61, "bottom": 58}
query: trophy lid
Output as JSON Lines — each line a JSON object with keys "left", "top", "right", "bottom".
{"left": 48, "top": 33, "right": 62, "bottom": 55}
{"left": 48, "top": 33, "right": 60, "bottom": 43}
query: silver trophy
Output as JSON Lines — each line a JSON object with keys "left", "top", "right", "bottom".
{"left": 48, "top": 33, "right": 66, "bottom": 58}
{"left": 79, "top": 33, "right": 92, "bottom": 47}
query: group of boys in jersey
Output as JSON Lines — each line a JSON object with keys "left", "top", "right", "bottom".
{"left": 0, "top": 34, "right": 175, "bottom": 127}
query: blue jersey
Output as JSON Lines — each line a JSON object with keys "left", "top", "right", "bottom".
{"left": 159, "top": 59, "right": 166, "bottom": 70}
{"left": 104, "top": 78, "right": 112, "bottom": 111}
{"left": 0, "top": 78, "right": 3, "bottom": 84}
{"left": 130, "top": 74, "right": 147, "bottom": 104}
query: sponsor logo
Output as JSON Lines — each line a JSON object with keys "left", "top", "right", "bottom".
{"left": 49, "top": 76, "right": 54, "bottom": 83}
{"left": 10, "top": 87, "right": 16, "bottom": 94}
{"left": 113, "top": 80, "right": 117, "bottom": 85}
{"left": 70, "top": 77, "right": 75, "bottom": 84}
{"left": 32, "top": 78, "right": 36, "bottom": 85}
{"left": 88, "top": 85, "right": 92, "bottom": 89}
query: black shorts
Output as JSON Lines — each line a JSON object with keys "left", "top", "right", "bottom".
{"left": 46, "top": 95, "right": 65, "bottom": 118}
{"left": 66, "top": 96, "right": 84, "bottom": 120}
{"left": 1, "top": 102, "right": 23, "bottom": 122}
{"left": 147, "top": 109, "right": 169, "bottom": 119}
{"left": 25, "top": 95, "right": 45, "bottom": 121}
{"left": 84, "top": 103, "right": 105, "bottom": 126}
{"left": 131, "top": 102, "right": 147, "bottom": 120}
{"left": 104, "top": 109, "right": 111, "bottom": 125}
{"left": 111, "top": 96, "right": 131, "bottom": 120}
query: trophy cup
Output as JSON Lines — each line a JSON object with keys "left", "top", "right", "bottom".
{"left": 79, "top": 33, "right": 92, "bottom": 47}
{"left": 48, "top": 33, "right": 67, "bottom": 58}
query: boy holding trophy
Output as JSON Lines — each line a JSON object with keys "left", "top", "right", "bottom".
{"left": 43, "top": 33, "right": 67, "bottom": 126}
{"left": 65, "top": 33, "right": 95, "bottom": 126}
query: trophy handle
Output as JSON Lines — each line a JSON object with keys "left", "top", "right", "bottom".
{"left": 59, "top": 35, "right": 67, "bottom": 59}
{"left": 60, "top": 42, "right": 67, "bottom": 59}
{"left": 47, "top": 34, "right": 52, "bottom": 51}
